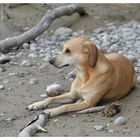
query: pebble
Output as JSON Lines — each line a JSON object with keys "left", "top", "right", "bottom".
{"left": 29, "top": 78, "right": 38, "bottom": 85}
{"left": 94, "top": 125, "right": 105, "bottom": 131}
{"left": 39, "top": 63, "right": 48, "bottom": 70}
{"left": 3, "top": 80, "right": 9, "bottom": 84}
{"left": 9, "top": 72, "right": 16, "bottom": 76}
{"left": 22, "top": 42, "right": 30, "bottom": 49}
{"left": 107, "top": 128, "right": 114, "bottom": 133}
{"left": 40, "top": 93, "right": 48, "bottom": 98}
{"left": 28, "top": 53, "right": 37, "bottom": 58}
{"left": 54, "top": 27, "right": 72, "bottom": 37}
{"left": 0, "top": 85, "right": 5, "bottom": 90}
{"left": 54, "top": 119, "right": 58, "bottom": 123}
{"left": 46, "top": 84, "right": 63, "bottom": 97}
{"left": 30, "top": 43, "right": 38, "bottom": 51}
{"left": 20, "top": 60, "right": 31, "bottom": 67}
{"left": 114, "top": 116, "right": 126, "bottom": 125}
{"left": 0, "top": 54, "right": 11, "bottom": 64}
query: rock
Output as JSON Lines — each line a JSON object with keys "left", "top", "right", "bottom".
{"left": 0, "top": 85, "right": 5, "bottom": 90}
{"left": 42, "top": 56, "right": 50, "bottom": 62}
{"left": 3, "top": 80, "right": 9, "bottom": 84}
{"left": 54, "top": 119, "right": 58, "bottom": 123}
{"left": 29, "top": 78, "right": 38, "bottom": 85}
{"left": 0, "top": 66, "right": 6, "bottom": 72}
{"left": 28, "top": 53, "right": 37, "bottom": 58}
{"left": 137, "top": 76, "right": 140, "bottom": 84}
{"left": 40, "top": 93, "right": 48, "bottom": 98}
{"left": 22, "top": 42, "right": 30, "bottom": 49}
{"left": 0, "top": 54, "right": 11, "bottom": 64}
{"left": 39, "top": 63, "right": 48, "bottom": 70}
{"left": 9, "top": 72, "right": 16, "bottom": 76}
{"left": 94, "top": 125, "right": 105, "bottom": 131}
{"left": 20, "top": 60, "right": 31, "bottom": 67}
{"left": 54, "top": 27, "right": 72, "bottom": 37}
{"left": 46, "top": 84, "right": 63, "bottom": 97}
{"left": 16, "top": 52, "right": 23, "bottom": 58}
{"left": 107, "top": 128, "right": 114, "bottom": 133}
{"left": 114, "top": 116, "right": 126, "bottom": 125}
{"left": 30, "top": 43, "right": 38, "bottom": 51}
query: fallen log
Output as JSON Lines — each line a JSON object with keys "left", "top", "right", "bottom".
{"left": 0, "top": 4, "right": 86, "bottom": 52}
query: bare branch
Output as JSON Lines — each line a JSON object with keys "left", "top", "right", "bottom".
{"left": 0, "top": 4, "right": 86, "bottom": 52}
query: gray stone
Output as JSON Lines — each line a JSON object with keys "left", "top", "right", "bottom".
{"left": 22, "top": 42, "right": 30, "bottom": 49}
{"left": 0, "top": 85, "right": 5, "bottom": 90}
{"left": 94, "top": 125, "right": 105, "bottom": 131}
{"left": 0, "top": 54, "right": 11, "bottom": 64}
{"left": 30, "top": 43, "right": 38, "bottom": 51}
{"left": 54, "top": 27, "right": 72, "bottom": 37}
{"left": 46, "top": 84, "right": 63, "bottom": 97}
{"left": 29, "top": 78, "right": 38, "bottom": 85}
{"left": 20, "top": 60, "right": 31, "bottom": 67}
{"left": 114, "top": 116, "right": 126, "bottom": 125}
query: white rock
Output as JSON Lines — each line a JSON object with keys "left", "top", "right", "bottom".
{"left": 94, "top": 125, "right": 105, "bottom": 131}
{"left": 0, "top": 54, "right": 10, "bottom": 64}
{"left": 30, "top": 43, "right": 38, "bottom": 51}
{"left": 9, "top": 72, "right": 16, "bottom": 76}
{"left": 28, "top": 53, "right": 37, "bottom": 58}
{"left": 54, "top": 119, "right": 58, "bottom": 123}
{"left": 0, "top": 85, "right": 5, "bottom": 90}
{"left": 16, "top": 52, "right": 23, "bottom": 58}
{"left": 40, "top": 93, "right": 48, "bottom": 98}
{"left": 29, "top": 78, "right": 38, "bottom": 85}
{"left": 46, "top": 84, "right": 63, "bottom": 97}
{"left": 39, "top": 63, "right": 48, "bottom": 69}
{"left": 20, "top": 60, "right": 31, "bottom": 67}
{"left": 54, "top": 27, "right": 72, "bottom": 37}
{"left": 107, "top": 128, "right": 114, "bottom": 133}
{"left": 137, "top": 76, "right": 140, "bottom": 84}
{"left": 3, "top": 80, "right": 9, "bottom": 84}
{"left": 114, "top": 116, "right": 126, "bottom": 125}
{"left": 22, "top": 42, "right": 30, "bottom": 49}
{"left": 43, "top": 56, "right": 51, "bottom": 62}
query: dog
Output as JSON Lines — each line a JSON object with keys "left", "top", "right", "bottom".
{"left": 27, "top": 36, "right": 136, "bottom": 117}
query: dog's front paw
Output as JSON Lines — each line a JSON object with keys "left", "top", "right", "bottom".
{"left": 27, "top": 102, "right": 45, "bottom": 111}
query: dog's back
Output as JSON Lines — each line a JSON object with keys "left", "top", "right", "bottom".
{"left": 103, "top": 53, "right": 136, "bottom": 102}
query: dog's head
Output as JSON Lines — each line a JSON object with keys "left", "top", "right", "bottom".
{"left": 49, "top": 36, "right": 98, "bottom": 68}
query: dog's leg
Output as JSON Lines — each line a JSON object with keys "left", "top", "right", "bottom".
{"left": 43, "top": 100, "right": 93, "bottom": 117}
{"left": 27, "top": 92, "right": 77, "bottom": 111}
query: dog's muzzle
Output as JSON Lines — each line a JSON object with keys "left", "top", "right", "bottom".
{"left": 49, "top": 58, "right": 69, "bottom": 68}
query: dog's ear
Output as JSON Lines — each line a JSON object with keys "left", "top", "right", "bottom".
{"left": 84, "top": 41, "right": 98, "bottom": 67}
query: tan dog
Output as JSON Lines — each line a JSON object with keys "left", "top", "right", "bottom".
{"left": 28, "top": 36, "right": 136, "bottom": 117}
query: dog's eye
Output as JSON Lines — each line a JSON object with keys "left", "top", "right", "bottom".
{"left": 65, "top": 49, "right": 71, "bottom": 54}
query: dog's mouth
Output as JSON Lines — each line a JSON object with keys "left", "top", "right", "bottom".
{"left": 54, "top": 64, "right": 69, "bottom": 68}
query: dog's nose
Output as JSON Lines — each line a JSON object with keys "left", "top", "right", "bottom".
{"left": 49, "top": 58, "right": 55, "bottom": 64}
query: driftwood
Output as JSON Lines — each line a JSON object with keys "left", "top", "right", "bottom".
{"left": 19, "top": 113, "right": 48, "bottom": 137}
{"left": 0, "top": 4, "right": 86, "bottom": 52}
